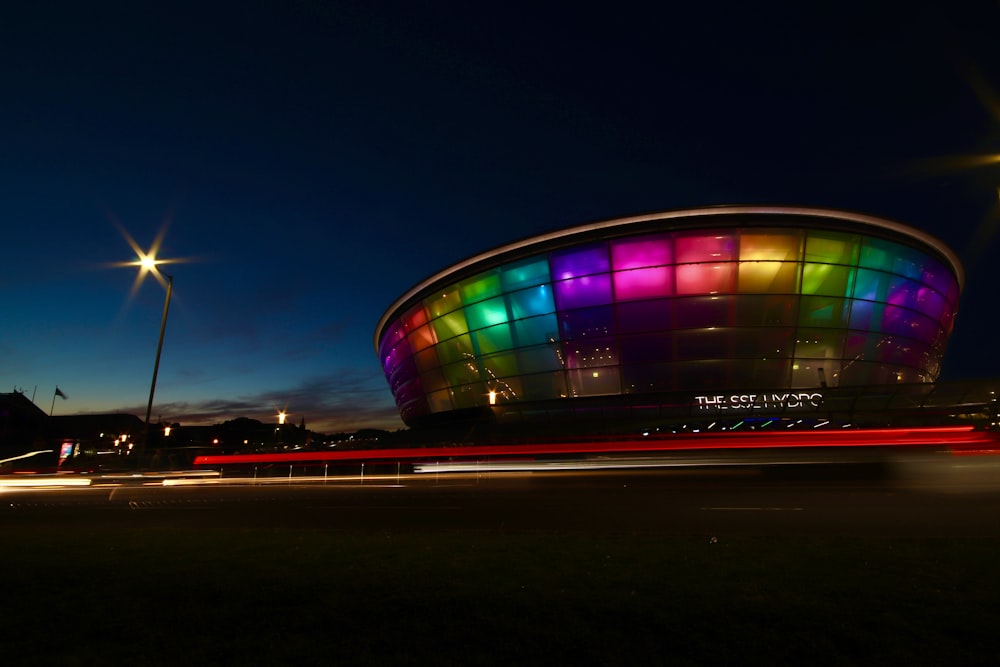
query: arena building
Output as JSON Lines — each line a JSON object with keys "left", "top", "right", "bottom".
{"left": 375, "top": 206, "right": 982, "bottom": 441}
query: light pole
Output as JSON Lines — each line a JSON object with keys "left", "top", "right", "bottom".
{"left": 141, "top": 272, "right": 173, "bottom": 460}
{"left": 114, "top": 226, "right": 181, "bottom": 465}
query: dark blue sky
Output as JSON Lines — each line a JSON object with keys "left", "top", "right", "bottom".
{"left": 2, "top": 1, "right": 998, "bottom": 432}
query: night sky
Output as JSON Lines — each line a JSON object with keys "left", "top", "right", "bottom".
{"left": 2, "top": 1, "right": 998, "bottom": 433}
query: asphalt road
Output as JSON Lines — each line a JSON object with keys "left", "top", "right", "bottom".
{"left": 5, "top": 455, "right": 1000, "bottom": 537}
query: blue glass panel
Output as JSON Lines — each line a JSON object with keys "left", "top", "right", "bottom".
{"left": 509, "top": 284, "right": 555, "bottom": 319}
{"left": 500, "top": 257, "right": 551, "bottom": 292}
{"left": 559, "top": 305, "right": 615, "bottom": 339}
{"left": 513, "top": 313, "right": 558, "bottom": 346}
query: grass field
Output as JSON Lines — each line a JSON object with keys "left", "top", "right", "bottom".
{"left": 4, "top": 524, "right": 1000, "bottom": 665}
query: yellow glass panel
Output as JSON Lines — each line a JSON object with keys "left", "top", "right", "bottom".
{"left": 740, "top": 232, "right": 802, "bottom": 261}
{"left": 737, "top": 261, "right": 799, "bottom": 293}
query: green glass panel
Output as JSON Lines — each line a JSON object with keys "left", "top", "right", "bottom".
{"left": 459, "top": 269, "right": 502, "bottom": 305}
{"left": 474, "top": 323, "right": 514, "bottom": 354}
{"left": 859, "top": 237, "right": 897, "bottom": 272}
{"left": 805, "top": 231, "right": 859, "bottom": 265}
{"left": 441, "top": 359, "right": 481, "bottom": 386}
{"left": 481, "top": 351, "right": 520, "bottom": 378}
{"left": 431, "top": 310, "right": 469, "bottom": 342}
{"left": 424, "top": 287, "right": 463, "bottom": 319}
{"left": 801, "top": 263, "right": 854, "bottom": 297}
{"left": 500, "top": 257, "right": 551, "bottom": 292}
{"left": 798, "top": 296, "right": 849, "bottom": 327}
{"left": 465, "top": 296, "right": 508, "bottom": 330}
{"left": 436, "top": 333, "right": 474, "bottom": 365}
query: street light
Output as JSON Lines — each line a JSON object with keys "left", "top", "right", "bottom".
{"left": 113, "top": 225, "right": 182, "bottom": 463}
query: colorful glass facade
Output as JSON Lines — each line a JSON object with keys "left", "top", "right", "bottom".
{"left": 375, "top": 208, "right": 963, "bottom": 426}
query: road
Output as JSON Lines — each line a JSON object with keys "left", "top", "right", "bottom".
{"left": 4, "top": 453, "right": 1000, "bottom": 537}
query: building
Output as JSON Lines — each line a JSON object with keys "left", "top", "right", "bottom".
{"left": 375, "top": 206, "right": 979, "bottom": 441}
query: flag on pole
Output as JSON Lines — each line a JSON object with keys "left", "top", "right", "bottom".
{"left": 55, "top": 387, "right": 68, "bottom": 400}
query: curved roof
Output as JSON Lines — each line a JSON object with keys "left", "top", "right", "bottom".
{"left": 375, "top": 206, "right": 964, "bottom": 352}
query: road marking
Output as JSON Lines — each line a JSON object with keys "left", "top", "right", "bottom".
{"left": 700, "top": 507, "right": 804, "bottom": 511}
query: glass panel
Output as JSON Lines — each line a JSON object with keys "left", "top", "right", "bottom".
{"left": 885, "top": 276, "right": 922, "bottom": 311}
{"left": 550, "top": 243, "right": 610, "bottom": 280}
{"left": 408, "top": 323, "right": 437, "bottom": 353}
{"left": 805, "top": 231, "right": 859, "bottom": 265}
{"left": 501, "top": 257, "right": 551, "bottom": 292}
{"left": 509, "top": 284, "right": 555, "bottom": 318}
{"left": 619, "top": 333, "right": 674, "bottom": 365}
{"left": 413, "top": 346, "right": 440, "bottom": 374}
{"left": 732, "top": 328, "right": 794, "bottom": 359}
{"left": 793, "top": 328, "right": 846, "bottom": 362}
{"left": 674, "top": 296, "right": 732, "bottom": 328}
{"left": 750, "top": 359, "right": 792, "bottom": 387}
{"left": 790, "top": 359, "right": 836, "bottom": 388}
{"left": 431, "top": 310, "right": 469, "bottom": 342}
{"left": 920, "top": 256, "right": 959, "bottom": 305}
{"left": 675, "top": 231, "right": 737, "bottom": 263}
{"left": 436, "top": 333, "right": 474, "bottom": 365}
{"left": 732, "top": 294, "right": 796, "bottom": 327}
{"left": 441, "top": 359, "right": 481, "bottom": 386}
{"left": 459, "top": 269, "right": 502, "bottom": 305}
{"left": 737, "top": 261, "right": 799, "bottom": 293}
{"left": 613, "top": 266, "right": 674, "bottom": 300}
{"left": 610, "top": 233, "right": 672, "bottom": 269}
{"left": 617, "top": 299, "right": 673, "bottom": 333}
{"left": 567, "top": 366, "right": 621, "bottom": 397}
{"left": 798, "top": 296, "right": 849, "bottom": 328}
{"left": 451, "top": 383, "right": 486, "bottom": 409}
{"left": 426, "top": 389, "right": 452, "bottom": 414}
{"left": 473, "top": 323, "right": 514, "bottom": 355}
{"left": 520, "top": 370, "right": 568, "bottom": 400}
{"left": 739, "top": 230, "right": 803, "bottom": 261}
{"left": 402, "top": 303, "right": 428, "bottom": 333}
{"left": 853, "top": 268, "right": 892, "bottom": 303}
{"left": 674, "top": 329, "right": 733, "bottom": 360}
{"left": 563, "top": 337, "right": 617, "bottom": 369}
{"left": 915, "top": 286, "right": 949, "bottom": 323}
{"left": 553, "top": 273, "right": 613, "bottom": 310}
{"left": 480, "top": 351, "right": 520, "bottom": 378}
{"left": 883, "top": 306, "right": 942, "bottom": 345}
{"left": 675, "top": 262, "right": 736, "bottom": 295}
{"left": 801, "top": 263, "right": 854, "bottom": 297}
{"left": 517, "top": 344, "right": 565, "bottom": 373}
{"left": 622, "top": 362, "right": 674, "bottom": 393}
{"left": 513, "top": 314, "right": 558, "bottom": 346}
{"left": 464, "top": 296, "right": 508, "bottom": 331}
{"left": 848, "top": 300, "right": 884, "bottom": 332}
{"left": 858, "top": 237, "right": 894, "bottom": 272}
{"left": 425, "top": 288, "right": 463, "bottom": 319}
{"left": 419, "top": 367, "right": 449, "bottom": 393}
{"left": 559, "top": 305, "right": 615, "bottom": 339}
{"left": 673, "top": 360, "right": 730, "bottom": 390}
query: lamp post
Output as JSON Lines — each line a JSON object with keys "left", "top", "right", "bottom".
{"left": 141, "top": 272, "right": 173, "bottom": 460}
{"left": 115, "top": 229, "right": 181, "bottom": 465}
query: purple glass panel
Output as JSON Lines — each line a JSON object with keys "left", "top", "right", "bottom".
{"left": 553, "top": 273, "right": 613, "bottom": 310}
{"left": 617, "top": 299, "right": 673, "bottom": 333}
{"left": 848, "top": 300, "right": 884, "bottom": 331}
{"left": 882, "top": 306, "right": 941, "bottom": 345}
{"left": 550, "top": 243, "right": 611, "bottom": 280}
